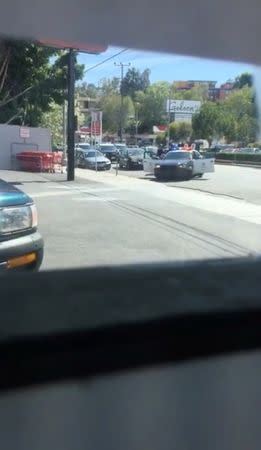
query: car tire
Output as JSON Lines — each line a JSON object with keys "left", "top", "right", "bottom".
{"left": 197, "top": 173, "right": 204, "bottom": 178}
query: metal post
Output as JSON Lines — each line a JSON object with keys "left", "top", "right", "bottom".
{"left": 67, "top": 48, "right": 75, "bottom": 181}
{"left": 167, "top": 95, "right": 171, "bottom": 148}
{"left": 114, "top": 62, "right": 130, "bottom": 143}
{"left": 63, "top": 101, "right": 67, "bottom": 153}
{"left": 135, "top": 106, "right": 139, "bottom": 145}
{"left": 120, "top": 64, "right": 124, "bottom": 142}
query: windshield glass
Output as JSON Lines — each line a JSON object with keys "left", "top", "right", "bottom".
{"left": 86, "top": 151, "right": 102, "bottom": 158}
{"left": 164, "top": 152, "right": 191, "bottom": 160}
{"left": 127, "top": 149, "right": 144, "bottom": 157}
{"left": 78, "top": 144, "right": 90, "bottom": 150}
{"left": 100, "top": 145, "right": 115, "bottom": 151}
{"left": 1, "top": 37, "right": 260, "bottom": 278}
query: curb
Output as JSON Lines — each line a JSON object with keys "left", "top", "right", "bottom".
{"left": 215, "top": 161, "right": 261, "bottom": 169}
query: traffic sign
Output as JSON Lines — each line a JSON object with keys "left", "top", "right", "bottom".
{"left": 20, "top": 127, "right": 30, "bottom": 139}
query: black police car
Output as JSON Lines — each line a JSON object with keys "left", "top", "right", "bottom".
{"left": 0, "top": 180, "right": 44, "bottom": 271}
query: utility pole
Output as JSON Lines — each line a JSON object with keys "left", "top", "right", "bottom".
{"left": 114, "top": 62, "right": 130, "bottom": 142}
{"left": 62, "top": 100, "right": 67, "bottom": 153}
{"left": 67, "top": 48, "right": 75, "bottom": 181}
{"left": 167, "top": 93, "right": 171, "bottom": 148}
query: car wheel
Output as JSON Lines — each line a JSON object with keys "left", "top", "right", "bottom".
{"left": 197, "top": 173, "right": 204, "bottom": 178}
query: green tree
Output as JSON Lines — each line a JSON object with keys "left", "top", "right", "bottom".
{"left": 0, "top": 40, "right": 84, "bottom": 126}
{"left": 136, "top": 82, "right": 170, "bottom": 132}
{"left": 40, "top": 99, "right": 85, "bottom": 147}
{"left": 192, "top": 102, "right": 221, "bottom": 142}
{"left": 222, "top": 86, "right": 258, "bottom": 144}
{"left": 76, "top": 82, "right": 98, "bottom": 99}
{"left": 169, "top": 121, "right": 192, "bottom": 141}
{"left": 121, "top": 68, "right": 150, "bottom": 98}
{"left": 101, "top": 94, "right": 134, "bottom": 134}
{"left": 234, "top": 72, "right": 253, "bottom": 89}
{"left": 99, "top": 77, "right": 120, "bottom": 97}
{"left": 40, "top": 103, "right": 63, "bottom": 147}
{"left": 170, "top": 84, "right": 208, "bottom": 102}
{"left": 155, "top": 133, "right": 166, "bottom": 146}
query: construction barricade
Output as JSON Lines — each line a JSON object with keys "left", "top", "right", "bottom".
{"left": 15, "top": 151, "right": 66, "bottom": 173}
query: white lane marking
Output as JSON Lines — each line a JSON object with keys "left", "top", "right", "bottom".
{"left": 79, "top": 187, "right": 122, "bottom": 193}
{"left": 46, "top": 185, "right": 71, "bottom": 189}
{"left": 30, "top": 191, "right": 75, "bottom": 198}
{"left": 45, "top": 185, "right": 121, "bottom": 193}
{"left": 72, "top": 197, "right": 118, "bottom": 202}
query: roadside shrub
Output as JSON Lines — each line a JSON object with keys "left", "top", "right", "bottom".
{"left": 216, "top": 152, "right": 261, "bottom": 162}
{"left": 204, "top": 151, "right": 216, "bottom": 159}
{"left": 248, "top": 142, "right": 261, "bottom": 149}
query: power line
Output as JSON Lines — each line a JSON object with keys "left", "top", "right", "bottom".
{"left": 84, "top": 48, "right": 128, "bottom": 74}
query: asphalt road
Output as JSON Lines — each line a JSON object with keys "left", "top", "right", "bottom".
{"left": 113, "top": 163, "right": 261, "bottom": 205}
{"left": 1, "top": 165, "right": 261, "bottom": 271}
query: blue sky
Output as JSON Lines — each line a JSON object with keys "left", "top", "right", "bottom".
{"left": 78, "top": 46, "right": 253, "bottom": 87}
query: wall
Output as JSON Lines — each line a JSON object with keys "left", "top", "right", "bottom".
{"left": 0, "top": 125, "right": 51, "bottom": 170}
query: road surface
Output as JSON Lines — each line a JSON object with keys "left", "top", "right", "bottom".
{"left": 113, "top": 163, "right": 261, "bottom": 205}
{"left": 1, "top": 165, "right": 261, "bottom": 270}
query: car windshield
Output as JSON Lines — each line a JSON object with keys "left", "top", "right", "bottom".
{"left": 85, "top": 151, "right": 102, "bottom": 158}
{"left": 100, "top": 145, "right": 115, "bottom": 151}
{"left": 127, "top": 149, "right": 144, "bottom": 157}
{"left": 78, "top": 144, "right": 90, "bottom": 150}
{"left": 164, "top": 152, "right": 191, "bottom": 160}
{"left": 1, "top": 36, "right": 260, "bottom": 286}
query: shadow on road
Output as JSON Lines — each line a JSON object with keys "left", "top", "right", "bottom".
{"left": 9, "top": 180, "right": 49, "bottom": 185}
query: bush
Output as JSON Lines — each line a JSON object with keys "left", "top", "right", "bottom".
{"left": 216, "top": 152, "right": 261, "bottom": 162}
{"left": 204, "top": 151, "right": 216, "bottom": 159}
{"left": 155, "top": 134, "right": 166, "bottom": 146}
{"left": 248, "top": 142, "right": 261, "bottom": 149}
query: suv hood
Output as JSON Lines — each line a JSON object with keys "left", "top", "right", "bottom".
{"left": 0, "top": 180, "right": 32, "bottom": 207}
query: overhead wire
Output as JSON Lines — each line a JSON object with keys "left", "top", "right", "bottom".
{"left": 84, "top": 48, "right": 128, "bottom": 73}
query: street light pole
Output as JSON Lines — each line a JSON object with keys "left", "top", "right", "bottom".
{"left": 167, "top": 94, "right": 171, "bottom": 148}
{"left": 135, "top": 102, "right": 140, "bottom": 145}
{"left": 63, "top": 100, "right": 67, "bottom": 153}
{"left": 114, "top": 62, "right": 130, "bottom": 142}
{"left": 67, "top": 48, "right": 75, "bottom": 181}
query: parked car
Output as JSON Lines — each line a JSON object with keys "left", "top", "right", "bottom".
{"left": 0, "top": 180, "right": 44, "bottom": 271}
{"left": 75, "top": 143, "right": 90, "bottom": 151}
{"left": 118, "top": 147, "right": 145, "bottom": 170}
{"left": 114, "top": 143, "right": 127, "bottom": 155}
{"left": 76, "top": 149, "right": 111, "bottom": 170}
{"left": 143, "top": 150, "right": 215, "bottom": 180}
{"left": 98, "top": 143, "right": 119, "bottom": 162}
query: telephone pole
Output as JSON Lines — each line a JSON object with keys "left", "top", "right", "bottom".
{"left": 114, "top": 62, "right": 130, "bottom": 142}
{"left": 67, "top": 48, "right": 75, "bottom": 181}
